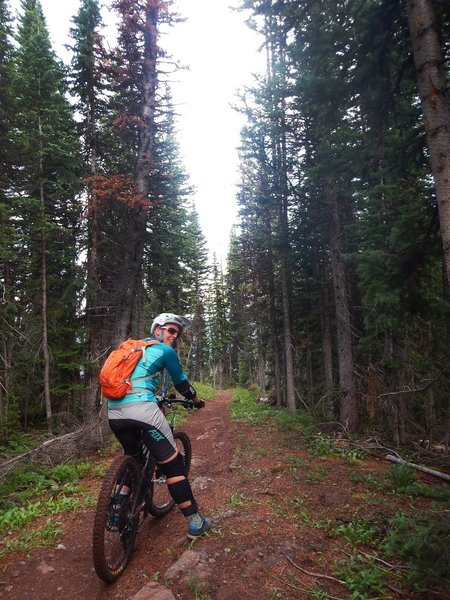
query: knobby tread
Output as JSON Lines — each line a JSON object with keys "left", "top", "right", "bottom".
{"left": 92, "top": 454, "right": 141, "bottom": 583}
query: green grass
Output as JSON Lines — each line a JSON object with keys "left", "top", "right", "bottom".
{"left": 0, "top": 457, "right": 100, "bottom": 555}
{"left": 187, "top": 574, "right": 214, "bottom": 600}
{"left": 0, "top": 432, "right": 49, "bottom": 458}
{"left": 0, "top": 489, "right": 96, "bottom": 534}
{"left": 229, "top": 386, "right": 450, "bottom": 596}
{"left": 229, "top": 492, "right": 250, "bottom": 507}
{"left": 335, "top": 518, "right": 378, "bottom": 546}
{"left": 1, "top": 519, "right": 63, "bottom": 555}
{"left": 231, "top": 387, "right": 273, "bottom": 423}
{"left": 164, "top": 382, "right": 216, "bottom": 428}
{"left": 192, "top": 382, "right": 216, "bottom": 401}
{"left": 349, "top": 465, "right": 450, "bottom": 502}
{"left": 335, "top": 553, "right": 388, "bottom": 599}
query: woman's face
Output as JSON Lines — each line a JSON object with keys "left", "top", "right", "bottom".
{"left": 157, "top": 323, "right": 181, "bottom": 347}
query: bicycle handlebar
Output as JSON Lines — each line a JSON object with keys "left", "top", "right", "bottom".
{"left": 157, "top": 395, "right": 194, "bottom": 409}
{"left": 157, "top": 395, "right": 204, "bottom": 410}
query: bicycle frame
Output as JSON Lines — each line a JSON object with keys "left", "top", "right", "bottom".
{"left": 120, "top": 396, "right": 193, "bottom": 522}
{"left": 92, "top": 395, "right": 194, "bottom": 582}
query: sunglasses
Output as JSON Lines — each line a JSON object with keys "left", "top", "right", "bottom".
{"left": 160, "top": 326, "right": 181, "bottom": 338}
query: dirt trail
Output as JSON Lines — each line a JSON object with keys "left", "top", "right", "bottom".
{"left": 0, "top": 391, "right": 448, "bottom": 599}
{"left": 0, "top": 392, "right": 256, "bottom": 599}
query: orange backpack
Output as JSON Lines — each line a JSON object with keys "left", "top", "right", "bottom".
{"left": 99, "top": 339, "right": 160, "bottom": 400}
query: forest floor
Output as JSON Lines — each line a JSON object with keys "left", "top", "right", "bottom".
{"left": 0, "top": 390, "right": 449, "bottom": 600}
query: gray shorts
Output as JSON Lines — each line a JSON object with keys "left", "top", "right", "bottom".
{"left": 108, "top": 401, "right": 176, "bottom": 461}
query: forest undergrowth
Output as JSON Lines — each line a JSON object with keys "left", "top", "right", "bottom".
{"left": 230, "top": 388, "right": 450, "bottom": 598}
{"left": 0, "top": 386, "right": 449, "bottom": 599}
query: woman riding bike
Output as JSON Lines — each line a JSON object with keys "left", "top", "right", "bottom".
{"left": 107, "top": 312, "right": 211, "bottom": 539}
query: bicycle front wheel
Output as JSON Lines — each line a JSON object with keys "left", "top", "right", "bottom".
{"left": 92, "top": 455, "right": 141, "bottom": 583}
{"left": 149, "top": 431, "right": 192, "bottom": 517}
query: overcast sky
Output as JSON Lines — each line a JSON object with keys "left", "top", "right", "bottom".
{"left": 10, "top": 0, "right": 265, "bottom": 263}
{"left": 163, "top": 1, "right": 265, "bottom": 262}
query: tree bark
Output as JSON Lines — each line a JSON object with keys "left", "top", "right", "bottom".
{"left": 327, "top": 182, "right": 358, "bottom": 431}
{"left": 261, "top": 175, "right": 282, "bottom": 405}
{"left": 85, "top": 99, "right": 102, "bottom": 415}
{"left": 385, "top": 454, "right": 450, "bottom": 482}
{"left": 276, "top": 97, "right": 296, "bottom": 412}
{"left": 39, "top": 113, "right": 52, "bottom": 434}
{"left": 111, "top": 0, "right": 160, "bottom": 347}
{"left": 278, "top": 167, "right": 296, "bottom": 412}
{"left": 406, "top": 0, "right": 450, "bottom": 284}
{"left": 318, "top": 259, "right": 334, "bottom": 398}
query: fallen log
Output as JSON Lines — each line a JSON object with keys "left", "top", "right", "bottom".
{"left": 385, "top": 454, "right": 450, "bottom": 483}
{"left": 0, "top": 410, "right": 110, "bottom": 480}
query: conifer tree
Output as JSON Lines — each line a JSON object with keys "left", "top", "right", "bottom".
{"left": 86, "top": 0, "right": 170, "bottom": 352}
{"left": 12, "top": 0, "right": 81, "bottom": 431}
{"left": 68, "top": 0, "right": 106, "bottom": 413}
{"left": 406, "top": 0, "right": 450, "bottom": 286}
{"left": 207, "top": 258, "right": 232, "bottom": 388}
{"left": 0, "top": 0, "right": 18, "bottom": 439}
{"left": 235, "top": 0, "right": 450, "bottom": 441}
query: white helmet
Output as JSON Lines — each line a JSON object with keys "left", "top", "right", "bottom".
{"left": 151, "top": 312, "right": 191, "bottom": 335}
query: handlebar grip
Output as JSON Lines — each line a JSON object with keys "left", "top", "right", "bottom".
{"left": 194, "top": 400, "right": 205, "bottom": 409}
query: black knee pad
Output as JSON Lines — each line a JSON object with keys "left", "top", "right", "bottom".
{"left": 166, "top": 479, "right": 198, "bottom": 516}
{"left": 158, "top": 452, "right": 186, "bottom": 478}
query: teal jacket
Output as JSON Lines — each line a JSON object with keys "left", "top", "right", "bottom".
{"left": 107, "top": 339, "right": 190, "bottom": 407}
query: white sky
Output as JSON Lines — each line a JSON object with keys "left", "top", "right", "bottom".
{"left": 10, "top": 0, "right": 265, "bottom": 262}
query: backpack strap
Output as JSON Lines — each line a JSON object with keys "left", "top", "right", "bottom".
{"left": 126, "top": 371, "right": 161, "bottom": 393}
{"left": 127, "top": 340, "right": 161, "bottom": 393}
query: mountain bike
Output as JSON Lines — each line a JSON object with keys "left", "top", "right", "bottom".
{"left": 92, "top": 396, "right": 193, "bottom": 583}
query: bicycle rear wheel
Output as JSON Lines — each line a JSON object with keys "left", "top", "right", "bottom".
{"left": 149, "top": 431, "right": 192, "bottom": 517}
{"left": 92, "top": 455, "right": 141, "bottom": 582}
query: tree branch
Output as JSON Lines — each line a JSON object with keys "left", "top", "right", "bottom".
{"left": 287, "top": 556, "right": 347, "bottom": 586}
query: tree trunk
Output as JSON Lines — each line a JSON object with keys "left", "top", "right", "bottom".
{"left": 39, "top": 113, "right": 52, "bottom": 435}
{"left": 443, "top": 259, "right": 450, "bottom": 453}
{"left": 318, "top": 259, "right": 334, "bottom": 400}
{"left": 0, "top": 334, "right": 11, "bottom": 441}
{"left": 424, "top": 323, "right": 436, "bottom": 445}
{"left": 85, "top": 105, "right": 102, "bottom": 415}
{"left": 111, "top": 1, "right": 160, "bottom": 347}
{"left": 262, "top": 188, "right": 282, "bottom": 406}
{"left": 279, "top": 186, "right": 296, "bottom": 412}
{"left": 0, "top": 262, "right": 13, "bottom": 439}
{"left": 266, "top": 25, "right": 295, "bottom": 410}
{"left": 257, "top": 344, "right": 266, "bottom": 391}
{"left": 327, "top": 183, "right": 358, "bottom": 431}
{"left": 385, "top": 329, "right": 399, "bottom": 446}
{"left": 276, "top": 112, "right": 296, "bottom": 412}
{"left": 41, "top": 231, "right": 52, "bottom": 434}
{"left": 406, "top": 0, "right": 450, "bottom": 284}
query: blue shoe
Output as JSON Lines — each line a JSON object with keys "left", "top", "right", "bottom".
{"left": 107, "top": 494, "right": 128, "bottom": 532}
{"left": 187, "top": 516, "right": 211, "bottom": 540}
{"left": 107, "top": 502, "right": 121, "bottom": 531}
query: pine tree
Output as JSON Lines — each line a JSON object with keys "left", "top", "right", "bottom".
{"left": 207, "top": 258, "right": 232, "bottom": 388}
{"left": 12, "top": 0, "right": 81, "bottom": 431}
{"left": 406, "top": 0, "right": 450, "bottom": 286}
{"left": 0, "top": 0, "right": 18, "bottom": 439}
{"left": 68, "top": 0, "right": 106, "bottom": 413}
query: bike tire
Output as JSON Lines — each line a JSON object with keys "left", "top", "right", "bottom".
{"left": 92, "top": 455, "right": 141, "bottom": 583}
{"left": 149, "top": 430, "right": 192, "bottom": 517}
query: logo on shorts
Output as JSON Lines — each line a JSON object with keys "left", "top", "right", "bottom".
{"left": 149, "top": 428, "right": 164, "bottom": 442}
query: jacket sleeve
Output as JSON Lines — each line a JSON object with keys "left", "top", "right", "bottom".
{"left": 164, "top": 346, "right": 197, "bottom": 399}
{"left": 174, "top": 379, "right": 197, "bottom": 400}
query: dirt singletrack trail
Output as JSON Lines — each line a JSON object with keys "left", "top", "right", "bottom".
{"left": 0, "top": 391, "right": 270, "bottom": 600}
{"left": 1, "top": 391, "right": 448, "bottom": 600}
